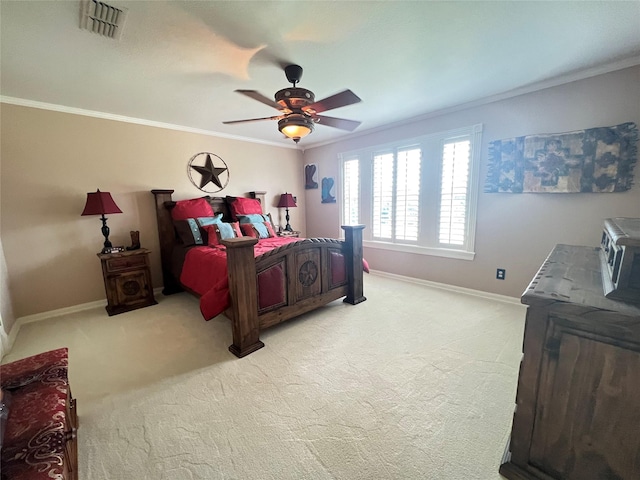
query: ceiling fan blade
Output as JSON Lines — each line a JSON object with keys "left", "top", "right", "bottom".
{"left": 236, "top": 90, "right": 282, "bottom": 110}
{"left": 315, "top": 115, "right": 361, "bottom": 132}
{"left": 223, "top": 115, "right": 283, "bottom": 125}
{"left": 304, "top": 89, "right": 361, "bottom": 114}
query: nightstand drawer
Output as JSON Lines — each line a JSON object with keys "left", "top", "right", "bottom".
{"left": 105, "top": 254, "right": 147, "bottom": 272}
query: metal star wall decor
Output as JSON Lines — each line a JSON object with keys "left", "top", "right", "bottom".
{"left": 187, "top": 152, "right": 230, "bottom": 193}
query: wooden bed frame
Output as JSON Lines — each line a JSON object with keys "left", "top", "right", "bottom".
{"left": 151, "top": 189, "right": 366, "bottom": 357}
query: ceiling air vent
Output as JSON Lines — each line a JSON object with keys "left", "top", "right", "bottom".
{"left": 80, "top": 0, "right": 128, "bottom": 40}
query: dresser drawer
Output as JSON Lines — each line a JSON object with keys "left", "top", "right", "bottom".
{"left": 105, "top": 254, "right": 147, "bottom": 272}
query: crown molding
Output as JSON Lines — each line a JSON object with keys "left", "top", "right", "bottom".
{"left": 304, "top": 56, "right": 640, "bottom": 150}
{"left": 0, "top": 96, "right": 299, "bottom": 150}
{"left": 3, "top": 56, "right": 638, "bottom": 153}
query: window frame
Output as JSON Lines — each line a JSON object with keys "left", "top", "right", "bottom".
{"left": 338, "top": 124, "right": 483, "bottom": 261}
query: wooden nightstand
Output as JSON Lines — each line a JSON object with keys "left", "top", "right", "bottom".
{"left": 277, "top": 231, "right": 300, "bottom": 238}
{"left": 97, "top": 248, "right": 157, "bottom": 316}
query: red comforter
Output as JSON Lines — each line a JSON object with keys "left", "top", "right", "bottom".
{"left": 180, "top": 237, "right": 301, "bottom": 320}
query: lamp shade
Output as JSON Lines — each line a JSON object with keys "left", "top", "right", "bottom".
{"left": 81, "top": 189, "right": 122, "bottom": 216}
{"left": 278, "top": 115, "right": 314, "bottom": 143}
{"left": 277, "top": 193, "right": 297, "bottom": 208}
{"left": 280, "top": 123, "right": 312, "bottom": 139}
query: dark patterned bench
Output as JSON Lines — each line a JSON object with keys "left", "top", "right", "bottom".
{"left": 0, "top": 348, "right": 78, "bottom": 480}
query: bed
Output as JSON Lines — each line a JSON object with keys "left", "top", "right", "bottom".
{"left": 151, "top": 189, "right": 366, "bottom": 357}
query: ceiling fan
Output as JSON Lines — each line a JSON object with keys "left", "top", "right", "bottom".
{"left": 223, "top": 64, "right": 362, "bottom": 143}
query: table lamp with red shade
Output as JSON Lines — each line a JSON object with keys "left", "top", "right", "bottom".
{"left": 277, "top": 193, "right": 297, "bottom": 232}
{"left": 81, "top": 189, "right": 122, "bottom": 253}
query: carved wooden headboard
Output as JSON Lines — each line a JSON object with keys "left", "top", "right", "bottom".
{"left": 150, "top": 190, "right": 266, "bottom": 294}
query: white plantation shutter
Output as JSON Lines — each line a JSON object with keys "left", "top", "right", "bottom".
{"left": 439, "top": 139, "right": 470, "bottom": 245}
{"left": 338, "top": 124, "right": 481, "bottom": 258}
{"left": 395, "top": 148, "right": 421, "bottom": 241}
{"left": 342, "top": 157, "right": 360, "bottom": 225}
{"left": 371, "top": 148, "right": 420, "bottom": 241}
{"left": 373, "top": 152, "right": 394, "bottom": 239}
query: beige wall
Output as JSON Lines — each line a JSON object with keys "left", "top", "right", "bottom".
{"left": 1, "top": 105, "right": 304, "bottom": 319}
{"left": 1, "top": 66, "right": 639, "bottom": 321}
{"left": 303, "top": 66, "right": 640, "bottom": 298}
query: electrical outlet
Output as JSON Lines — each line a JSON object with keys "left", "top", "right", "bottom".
{"left": 496, "top": 268, "right": 506, "bottom": 280}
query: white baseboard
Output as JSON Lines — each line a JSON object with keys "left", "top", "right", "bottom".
{"left": 2, "top": 287, "right": 165, "bottom": 359}
{"left": 368, "top": 269, "right": 524, "bottom": 307}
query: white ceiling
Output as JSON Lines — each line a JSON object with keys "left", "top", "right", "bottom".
{"left": 2, "top": 1, "right": 640, "bottom": 149}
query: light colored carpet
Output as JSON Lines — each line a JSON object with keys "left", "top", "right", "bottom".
{"left": 4, "top": 273, "right": 526, "bottom": 479}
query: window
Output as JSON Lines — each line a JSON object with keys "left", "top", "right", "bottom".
{"left": 342, "top": 156, "right": 360, "bottom": 225}
{"left": 339, "top": 124, "right": 482, "bottom": 260}
{"left": 372, "top": 148, "right": 421, "bottom": 242}
{"left": 439, "top": 139, "right": 470, "bottom": 246}
{"left": 394, "top": 147, "right": 421, "bottom": 241}
{"left": 372, "top": 152, "right": 394, "bottom": 238}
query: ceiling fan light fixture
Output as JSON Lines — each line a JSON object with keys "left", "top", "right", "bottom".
{"left": 278, "top": 115, "right": 314, "bottom": 143}
{"left": 224, "top": 64, "right": 361, "bottom": 143}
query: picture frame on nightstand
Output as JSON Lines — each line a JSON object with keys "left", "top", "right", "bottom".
{"left": 277, "top": 230, "right": 300, "bottom": 238}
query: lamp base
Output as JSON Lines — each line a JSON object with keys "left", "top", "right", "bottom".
{"left": 101, "top": 239, "right": 114, "bottom": 254}
{"left": 284, "top": 208, "right": 292, "bottom": 231}
{"left": 100, "top": 214, "right": 113, "bottom": 253}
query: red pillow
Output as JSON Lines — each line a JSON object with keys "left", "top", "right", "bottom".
{"left": 240, "top": 223, "right": 258, "bottom": 238}
{"left": 171, "top": 198, "right": 214, "bottom": 221}
{"left": 205, "top": 222, "right": 242, "bottom": 246}
{"left": 231, "top": 222, "right": 242, "bottom": 237}
{"left": 205, "top": 225, "right": 221, "bottom": 246}
{"left": 240, "top": 222, "right": 274, "bottom": 239}
{"left": 264, "top": 222, "right": 276, "bottom": 237}
{"left": 227, "top": 196, "right": 262, "bottom": 221}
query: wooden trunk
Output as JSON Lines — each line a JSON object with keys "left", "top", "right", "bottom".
{"left": 500, "top": 244, "right": 640, "bottom": 480}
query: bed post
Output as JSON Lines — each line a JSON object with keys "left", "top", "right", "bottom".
{"left": 151, "top": 189, "right": 182, "bottom": 295}
{"left": 342, "top": 225, "right": 367, "bottom": 305}
{"left": 221, "top": 236, "right": 265, "bottom": 358}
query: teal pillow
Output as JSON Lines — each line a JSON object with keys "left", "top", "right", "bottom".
{"left": 217, "top": 222, "right": 236, "bottom": 240}
{"left": 237, "top": 214, "right": 269, "bottom": 224}
{"left": 196, "top": 213, "right": 224, "bottom": 227}
{"left": 252, "top": 222, "right": 269, "bottom": 238}
{"left": 240, "top": 221, "right": 275, "bottom": 239}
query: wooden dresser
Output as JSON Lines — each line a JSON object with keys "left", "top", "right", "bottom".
{"left": 500, "top": 244, "right": 640, "bottom": 480}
